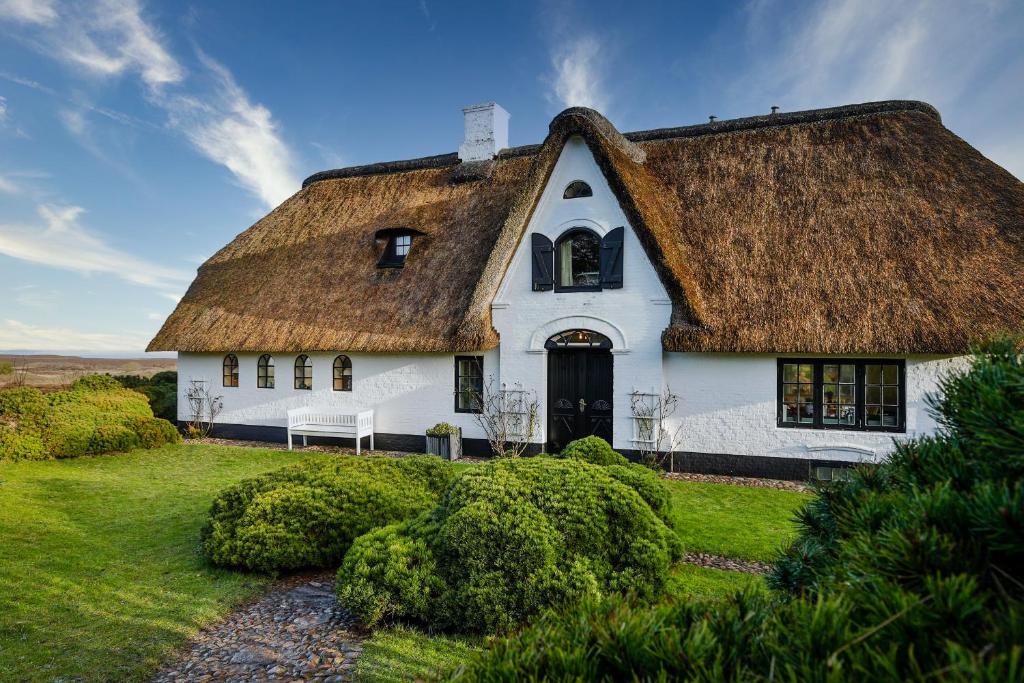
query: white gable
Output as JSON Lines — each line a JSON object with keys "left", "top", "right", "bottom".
{"left": 492, "top": 135, "right": 671, "bottom": 449}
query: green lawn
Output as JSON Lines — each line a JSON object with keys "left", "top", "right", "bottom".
{"left": 665, "top": 479, "right": 809, "bottom": 562}
{"left": 0, "top": 444, "right": 329, "bottom": 682}
{"left": 0, "top": 445, "right": 809, "bottom": 682}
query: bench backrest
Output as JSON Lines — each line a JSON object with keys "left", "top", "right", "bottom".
{"left": 288, "top": 407, "right": 373, "bottom": 430}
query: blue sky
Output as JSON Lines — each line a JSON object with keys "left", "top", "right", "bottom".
{"left": 0, "top": 0, "right": 1022, "bottom": 355}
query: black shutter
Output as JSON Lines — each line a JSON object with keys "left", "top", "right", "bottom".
{"left": 531, "top": 233, "right": 554, "bottom": 291}
{"left": 600, "top": 226, "right": 624, "bottom": 289}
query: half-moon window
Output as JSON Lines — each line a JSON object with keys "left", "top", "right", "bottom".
{"left": 257, "top": 354, "right": 274, "bottom": 389}
{"left": 545, "top": 329, "right": 612, "bottom": 350}
{"left": 563, "top": 180, "right": 593, "bottom": 199}
{"left": 294, "top": 354, "right": 313, "bottom": 390}
{"left": 555, "top": 228, "right": 601, "bottom": 290}
{"left": 222, "top": 354, "right": 239, "bottom": 387}
{"left": 333, "top": 355, "right": 352, "bottom": 391}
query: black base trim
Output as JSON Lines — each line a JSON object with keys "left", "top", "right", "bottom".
{"left": 182, "top": 422, "right": 856, "bottom": 479}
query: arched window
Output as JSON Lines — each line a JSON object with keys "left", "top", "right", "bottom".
{"left": 544, "top": 329, "right": 613, "bottom": 349}
{"left": 555, "top": 228, "right": 601, "bottom": 290}
{"left": 563, "top": 180, "right": 593, "bottom": 199}
{"left": 294, "top": 354, "right": 313, "bottom": 390}
{"left": 222, "top": 354, "right": 239, "bottom": 387}
{"left": 333, "top": 355, "right": 352, "bottom": 391}
{"left": 257, "top": 354, "right": 274, "bottom": 389}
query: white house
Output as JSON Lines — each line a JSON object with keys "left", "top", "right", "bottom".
{"left": 149, "top": 100, "right": 1024, "bottom": 479}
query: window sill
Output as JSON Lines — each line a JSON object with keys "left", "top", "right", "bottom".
{"left": 776, "top": 424, "right": 905, "bottom": 435}
{"left": 553, "top": 286, "right": 601, "bottom": 293}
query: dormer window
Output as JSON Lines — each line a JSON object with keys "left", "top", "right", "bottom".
{"left": 376, "top": 227, "right": 423, "bottom": 268}
{"left": 563, "top": 181, "right": 593, "bottom": 199}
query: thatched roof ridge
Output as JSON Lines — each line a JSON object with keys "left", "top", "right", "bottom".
{"left": 149, "top": 100, "right": 1024, "bottom": 354}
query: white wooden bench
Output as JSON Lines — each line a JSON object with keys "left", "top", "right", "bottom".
{"left": 286, "top": 407, "right": 374, "bottom": 454}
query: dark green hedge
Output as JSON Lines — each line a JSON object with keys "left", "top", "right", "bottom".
{"left": 559, "top": 435, "right": 629, "bottom": 466}
{"left": 451, "top": 341, "right": 1024, "bottom": 680}
{"left": 338, "top": 457, "right": 680, "bottom": 634}
{"left": 201, "top": 455, "right": 455, "bottom": 572}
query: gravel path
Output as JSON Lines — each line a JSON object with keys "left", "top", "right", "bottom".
{"left": 683, "top": 552, "right": 772, "bottom": 574}
{"left": 153, "top": 574, "right": 363, "bottom": 683}
{"left": 664, "top": 471, "right": 812, "bottom": 493}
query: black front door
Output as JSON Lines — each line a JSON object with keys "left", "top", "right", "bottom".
{"left": 547, "top": 350, "right": 613, "bottom": 452}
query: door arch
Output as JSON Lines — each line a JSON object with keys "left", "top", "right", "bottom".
{"left": 546, "top": 329, "right": 614, "bottom": 452}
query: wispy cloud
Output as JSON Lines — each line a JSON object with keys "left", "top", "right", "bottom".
{"left": 0, "top": 204, "right": 192, "bottom": 293}
{"left": 0, "top": 318, "right": 151, "bottom": 352}
{"left": 547, "top": 35, "right": 609, "bottom": 111}
{"left": 729, "top": 0, "right": 1023, "bottom": 178}
{"left": 0, "top": 175, "right": 19, "bottom": 194}
{"left": 0, "top": 0, "right": 58, "bottom": 24}
{"left": 0, "top": 0, "right": 299, "bottom": 207}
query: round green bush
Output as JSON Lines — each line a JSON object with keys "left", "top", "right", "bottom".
{"left": 87, "top": 424, "right": 141, "bottom": 454}
{"left": 603, "top": 463, "right": 673, "bottom": 526}
{"left": 560, "top": 436, "right": 628, "bottom": 466}
{"left": 0, "top": 387, "right": 48, "bottom": 424}
{"left": 129, "top": 416, "right": 181, "bottom": 448}
{"left": 0, "top": 428, "right": 47, "bottom": 461}
{"left": 71, "top": 373, "right": 123, "bottom": 392}
{"left": 338, "top": 457, "right": 680, "bottom": 634}
{"left": 201, "top": 456, "right": 455, "bottom": 572}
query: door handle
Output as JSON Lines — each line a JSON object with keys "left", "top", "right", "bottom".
{"left": 578, "top": 398, "right": 587, "bottom": 413}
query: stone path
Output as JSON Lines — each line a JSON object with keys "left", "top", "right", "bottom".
{"left": 684, "top": 552, "right": 772, "bottom": 574}
{"left": 154, "top": 573, "right": 363, "bottom": 683}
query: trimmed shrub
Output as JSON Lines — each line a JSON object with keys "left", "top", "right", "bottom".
{"left": 603, "top": 463, "right": 673, "bottom": 526}
{"left": 451, "top": 341, "right": 1024, "bottom": 680}
{"left": 560, "top": 435, "right": 628, "bottom": 466}
{"left": 0, "top": 428, "right": 47, "bottom": 461}
{"left": 201, "top": 456, "right": 455, "bottom": 573}
{"left": 338, "top": 457, "right": 680, "bottom": 634}
{"left": 71, "top": 373, "right": 123, "bottom": 392}
{"left": 0, "top": 381, "right": 179, "bottom": 461}
{"left": 114, "top": 371, "right": 177, "bottom": 421}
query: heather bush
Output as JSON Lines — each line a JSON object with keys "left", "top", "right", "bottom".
{"left": 201, "top": 456, "right": 455, "bottom": 573}
{"left": 338, "top": 457, "right": 680, "bottom": 634}
{"left": 452, "top": 341, "right": 1024, "bottom": 680}
{"left": 114, "top": 371, "right": 177, "bottom": 421}
{"left": 0, "top": 376, "right": 179, "bottom": 461}
{"left": 559, "top": 435, "right": 628, "bottom": 466}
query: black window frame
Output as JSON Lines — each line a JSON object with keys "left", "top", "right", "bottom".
{"left": 454, "top": 355, "right": 484, "bottom": 414}
{"left": 563, "top": 180, "right": 593, "bottom": 199}
{"left": 554, "top": 227, "right": 602, "bottom": 292}
{"left": 333, "top": 354, "right": 352, "bottom": 392}
{"left": 378, "top": 232, "right": 414, "bottom": 268}
{"left": 777, "top": 358, "right": 906, "bottom": 432}
{"left": 222, "top": 354, "right": 239, "bottom": 388}
{"left": 294, "top": 354, "right": 313, "bottom": 391}
{"left": 257, "top": 354, "right": 274, "bottom": 389}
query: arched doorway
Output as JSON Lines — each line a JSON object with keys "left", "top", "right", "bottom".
{"left": 546, "top": 329, "right": 613, "bottom": 452}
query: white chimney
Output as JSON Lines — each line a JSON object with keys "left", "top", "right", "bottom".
{"left": 458, "top": 102, "right": 509, "bottom": 162}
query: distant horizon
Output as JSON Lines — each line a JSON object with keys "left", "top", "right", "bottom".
{"left": 1, "top": 350, "right": 176, "bottom": 359}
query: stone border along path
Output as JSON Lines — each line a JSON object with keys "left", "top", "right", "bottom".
{"left": 153, "top": 573, "right": 364, "bottom": 683}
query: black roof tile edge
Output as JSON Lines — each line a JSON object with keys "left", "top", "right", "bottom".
{"left": 302, "top": 100, "right": 940, "bottom": 188}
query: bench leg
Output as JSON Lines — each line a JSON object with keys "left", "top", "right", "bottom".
{"left": 356, "top": 434, "right": 361, "bottom": 456}
{"left": 302, "top": 435, "right": 307, "bottom": 448}
{"left": 288, "top": 431, "right": 292, "bottom": 451}
{"left": 370, "top": 433, "right": 374, "bottom": 451}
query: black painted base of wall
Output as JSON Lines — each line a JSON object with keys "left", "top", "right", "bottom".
{"left": 183, "top": 422, "right": 856, "bottom": 480}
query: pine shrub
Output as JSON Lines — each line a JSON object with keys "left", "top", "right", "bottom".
{"left": 452, "top": 341, "right": 1024, "bottom": 680}
{"left": 338, "top": 457, "right": 680, "bottom": 634}
{"left": 201, "top": 456, "right": 455, "bottom": 572}
{"left": 560, "top": 435, "right": 629, "bottom": 466}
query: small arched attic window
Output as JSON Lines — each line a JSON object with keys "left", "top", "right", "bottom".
{"left": 563, "top": 180, "right": 593, "bottom": 199}
{"left": 376, "top": 227, "right": 426, "bottom": 268}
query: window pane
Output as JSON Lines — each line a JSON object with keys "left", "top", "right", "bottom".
{"left": 883, "top": 365, "right": 898, "bottom": 385}
{"left": 798, "top": 364, "right": 814, "bottom": 382}
{"left": 866, "top": 406, "right": 881, "bottom": 426}
{"left": 839, "top": 406, "right": 856, "bottom": 425}
{"left": 883, "top": 406, "right": 899, "bottom": 426}
{"left": 570, "top": 233, "right": 600, "bottom": 286}
{"left": 839, "top": 384, "right": 855, "bottom": 404}
{"left": 840, "top": 364, "right": 855, "bottom": 383}
{"left": 866, "top": 386, "right": 881, "bottom": 405}
{"left": 822, "top": 383, "right": 839, "bottom": 404}
{"left": 883, "top": 386, "right": 898, "bottom": 405}
{"left": 866, "top": 364, "right": 881, "bottom": 385}
{"left": 783, "top": 384, "right": 797, "bottom": 403}
{"left": 783, "top": 364, "right": 797, "bottom": 383}
{"left": 823, "top": 365, "right": 838, "bottom": 383}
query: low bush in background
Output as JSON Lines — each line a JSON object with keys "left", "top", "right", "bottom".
{"left": 113, "top": 371, "right": 177, "bottom": 421}
{"left": 0, "top": 376, "right": 180, "bottom": 462}
{"left": 559, "top": 435, "right": 629, "bottom": 466}
{"left": 201, "top": 456, "right": 456, "bottom": 573}
{"left": 338, "top": 457, "right": 680, "bottom": 634}
{"left": 451, "top": 341, "right": 1024, "bottom": 681}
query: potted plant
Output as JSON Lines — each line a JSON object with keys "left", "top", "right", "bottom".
{"left": 425, "top": 422, "right": 462, "bottom": 460}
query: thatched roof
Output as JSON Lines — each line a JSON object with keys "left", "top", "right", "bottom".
{"left": 149, "top": 100, "right": 1024, "bottom": 355}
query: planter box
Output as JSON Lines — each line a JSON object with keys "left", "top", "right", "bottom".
{"left": 425, "top": 428, "right": 462, "bottom": 460}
